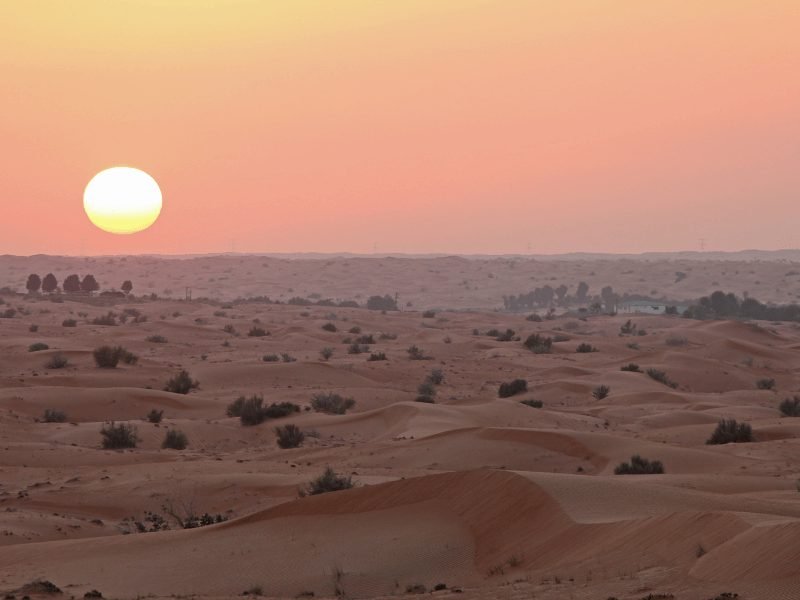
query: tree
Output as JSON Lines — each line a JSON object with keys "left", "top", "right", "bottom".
{"left": 42, "top": 273, "right": 58, "bottom": 293}
{"left": 366, "top": 294, "right": 398, "bottom": 311}
{"left": 63, "top": 274, "right": 81, "bottom": 293}
{"left": 576, "top": 281, "right": 589, "bottom": 303}
{"left": 555, "top": 284, "right": 568, "bottom": 304}
{"left": 81, "top": 274, "right": 100, "bottom": 294}
{"left": 121, "top": 280, "right": 133, "bottom": 295}
{"left": 601, "top": 286, "right": 618, "bottom": 313}
{"left": 25, "top": 274, "right": 41, "bottom": 294}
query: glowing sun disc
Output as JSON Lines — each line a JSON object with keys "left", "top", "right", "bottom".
{"left": 83, "top": 167, "right": 162, "bottom": 234}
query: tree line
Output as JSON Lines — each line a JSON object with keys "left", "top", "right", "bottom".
{"left": 26, "top": 273, "right": 133, "bottom": 296}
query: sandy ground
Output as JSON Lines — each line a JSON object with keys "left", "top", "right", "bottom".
{"left": 0, "top": 255, "right": 799, "bottom": 600}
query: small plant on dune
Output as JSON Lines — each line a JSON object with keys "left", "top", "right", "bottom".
{"left": 417, "top": 380, "right": 437, "bottom": 402}
{"left": 162, "top": 429, "right": 188, "bottom": 450}
{"left": 321, "top": 322, "right": 337, "bottom": 332}
{"left": 281, "top": 352, "right": 297, "bottom": 363}
{"left": 92, "top": 312, "right": 118, "bottom": 326}
{"left": 619, "top": 319, "right": 637, "bottom": 335}
{"left": 146, "top": 409, "right": 164, "bottom": 424}
{"left": 498, "top": 378, "right": 527, "bottom": 398}
{"left": 28, "top": 342, "right": 49, "bottom": 352}
{"left": 756, "top": 378, "right": 775, "bottom": 390}
{"left": 146, "top": 335, "right": 168, "bottom": 344}
{"left": 356, "top": 334, "right": 375, "bottom": 344}
{"left": 42, "top": 408, "right": 67, "bottom": 423}
{"left": 62, "top": 318, "right": 77, "bottom": 327}
{"left": 620, "top": 363, "right": 641, "bottom": 372}
{"left": 320, "top": 346, "right": 334, "bottom": 361}
{"left": 706, "top": 419, "right": 753, "bottom": 445}
{"left": 520, "top": 399, "right": 543, "bottom": 409}
{"left": 347, "top": 342, "right": 368, "bottom": 354}
{"left": 779, "top": 396, "right": 800, "bottom": 417}
{"left": 406, "top": 345, "right": 429, "bottom": 360}
{"left": 576, "top": 343, "right": 597, "bottom": 353}
{"left": 614, "top": 454, "right": 665, "bottom": 475}
{"left": 495, "top": 329, "right": 517, "bottom": 342}
{"left": 592, "top": 385, "right": 610, "bottom": 400}
{"left": 646, "top": 368, "right": 678, "bottom": 389}
{"left": 311, "top": 392, "right": 355, "bottom": 415}
{"left": 300, "top": 466, "right": 354, "bottom": 496}
{"left": 262, "top": 401, "right": 300, "bottom": 419}
{"left": 427, "top": 369, "right": 445, "bottom": 385}
{"left": 526, "top": 313, "right": 543, "bottom": 322}
{"left": 247, "top": 326, "right": 269, "bottom": 337}
{"left": 275, "top": 424, "right": 305, "bottom": 449}
{"left": 164, "top": 370, "right": 199, "bottom": 394}
{"left": 29, "top": 324, "right": 38, "bottom": 332}
{"left": 100, "top": 422, "right": 138, "bottom": 449}
{"left": 665, "top": 335, "right": 688, "bottom": 347}
{"left": 262, "top": 353, "right": 279, "bottom": 362}
{"left": 223, "top": 324, "right": 238, "bottom": 336}
{"left": 93, "top": 345, "right": 138, "bottom": 368}
{"left": 422, "top": 309, "right": 436, "bottom": 318}
{"left": 523, "top": 333, "right": 552, "bottom": 354}
{"left": 626, "top": 341, "right": 640, "bottom": 350}
{"left": 367, "top": 352, "right": 387, "bottom": 361}
{"left": 232, "top": 395, "right": 265, "bottom": 425}
{"left": 44, "top": 354, "right": 69, "bottom": 369}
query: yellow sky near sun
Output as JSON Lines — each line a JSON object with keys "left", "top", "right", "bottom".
{"left": 1, "top": 1, "right": 799, "bottom": 255}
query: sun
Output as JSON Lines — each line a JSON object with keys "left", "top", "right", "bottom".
{"left": 83, "top": 167, "right": 162, "bottom": 234}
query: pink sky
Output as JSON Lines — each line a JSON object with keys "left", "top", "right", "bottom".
{"left": 2, "top": 1, "right": 799, "bottom": 255}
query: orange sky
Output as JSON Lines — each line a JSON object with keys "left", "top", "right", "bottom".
{"left": 2, "top": 1, "right": 799, "bottom": 255}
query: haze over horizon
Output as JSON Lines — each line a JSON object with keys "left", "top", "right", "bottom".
{"left": 3, "top": 1, "right": 799, "bottom": 256}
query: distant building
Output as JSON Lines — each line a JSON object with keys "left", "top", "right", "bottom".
{"left": 618, "top": 300, "right": 687, "bottom": 315}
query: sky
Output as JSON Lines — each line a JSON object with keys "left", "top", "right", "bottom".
{"left": 1, "top": 0, "right": 799, "bottom": 256}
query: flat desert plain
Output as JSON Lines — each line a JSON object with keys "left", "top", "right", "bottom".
{"left": 1, "top": 255, "right": 799, "bottom": 600}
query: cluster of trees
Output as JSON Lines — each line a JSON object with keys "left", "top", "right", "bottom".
{"left": 683, "top": 290, "right": 800, "bottom": 322}
{"left": 502, "top": 282, "right": 619, "bottom": 312}
{"left": 25, "top": 273, "right": 132, "bottom": 296}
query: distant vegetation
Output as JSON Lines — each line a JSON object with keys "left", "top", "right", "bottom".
{"left": 646, "top": 368, "right": 678, "bottom": 389}
{"left": 523, "top": 334, "right": 552, "bottom": 354}
{"left": 620, "top": 363, "right": 641, "bottom": 372}
{"left": 42, "top": 408, "right": 67, "bottom": 423}
{"left": 592, "top": 385, "right": 610, "bottom": 400}
{"left": 684, "top": 290, "right": 800, "bottom": 322}
{"left": 756, "top": 378, "right": 776, "bottom": 390}
{"left": 498, "top": 378, "right": 527, "bottom": 398}
{"left": 779, "top": 396, "right": 800, "bottom": 417}
{"left": 162, "top": 429, "right": 188, "bottom": 450}
{"left": 300, "top": 467, "right": 354, "bottom": 496}
{"left": 101, "top": 422, "right": 138, "bottom": 449}
{"left": 275, "top": 424, "right": 304, "bottom": 449}
{"left": 706, "top": 419, "right": 753, "bottom": 445}
{"left": 93, "top": 345, "right": 138, "bottom": 368}
{"left": 164, "top": 370, "right": 199, "bottom": 394}
{"left": 310, "top": 392, "right": 355, "bottom": 415}
{"left": 615, "top": 455, "right": 665, "bottom": 475}
{"left": 227, "top": 395, "right": 300, "bottom": 426}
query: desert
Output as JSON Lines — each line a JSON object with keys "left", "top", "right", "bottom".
{"left": 0, "top": 254, "right": 798, "bottom": 600}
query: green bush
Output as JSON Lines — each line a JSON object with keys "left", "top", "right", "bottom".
{"left": 592, "top": 385, "right": 610, "bottom": 400}
{"left": 614, "top": 455, "right": 665, "bottom": 475}
{"left": 93, "top": 345, "right": 138, "bottom": 368}
{"left": 262, "top": 354, "right": 279, "bottom": 362}
{"left": 576, "top": 343, "right": 597, "bottom": 353}
{"left": 779, "top": 396, "right": 800, "bottom": 417}
{"left": 42, "top": 408, "right": 67, "bottom": 423}
{"left": 523, "top": 334, "right": 552, "bottom": 354}
{"left": 407, "top": 345, "right": 428, "bottom": 360}
{"left": 311, "top": 393, "right": 355, "bottom": 414}
{"left": 101, "top": 422, "right": 138, "bottom": 449}
{"left": 427, "top": 369, "right": 445, "bottom": 385}
{"left": 498, "top": 379, "right": 527, "bottom": 398}
{"left": 28, "top": 342, "right": 49, "bottom": 352}
{"left": 164, "top": 370, "right": 198, "bottom": 394}
{"left": 620, "top": 363, "right": 641, "bottom": 372}
{"left": 301, "top": 467, "right": 354, "bottom": 496}
{"left": 162, "top": 429, "right": 188, "bottom": 450}
{"left": 320, "top": 347, "right": 334, "bottom": 360}
{"left": 275, "top": 424, "right": 304, "bottom": 449}
{"left": 321, "top": 322, "right": 337, "bottom": 332}
{"left": 706, "top": 419, "right": 752, "bottom": 445}
{"left": 147, "top": 409, "right": 164, "bottom": 423}
{"left": 44, "top": 354, "right": 69, "bottom": 369}
{"left": 367, "top": 352, "right": 387, "bottom": 361}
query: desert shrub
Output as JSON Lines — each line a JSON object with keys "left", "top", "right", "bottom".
{"left": 164, "top": 370, "right": 198, "bottom": 394}
{"left": 665, "top": 335, "right": 688, "bottom": 346}
{"left": 706, "top": 419, "right": 753, "bottom": 445}
{"left": 422, "top": 310, "right": 436, "bottom": 318}
{"left": 520, "top": 399, "right": 543, "bottom": 409}
{"left": 321, "top": 322, "right": 337, "bottom": 332}
{"left": 247, "top": 326, "right": 269, "bottom": 337}
{"left": 552, "top": 333, "right": 570, "bottom": 343}
{"left": 146, "top": 409, "right": 164, "bottom": 423}
{"left": 162, "top": 429, "right": 188, "bottom": 450}
{"left": 275, "top": 424, "right": 305, "bottom": 449}
{"left": 311, "top": 392, "right": 355, "bottom": 414}
{"left": 495, "top": 329, "right": 516, "bottom": 342}
{"left": 101, "top": 422, "right": 138, "bottom": 449}
{"left": 42, "top": 408, "right": 67, "bottom": 423}
{"left": 779, "top": 396, "right": 800, "bottom": 417}
{"left": 301, "top": 466, "right": 354, "bottom": 496}
{"left": 0, "top": 308, "right": 16, "bottom": 318}
{"left": 146, "top": 335, "right": 168, "bottom": 344}
{"left": 427, "top": 369, "right": 445, "bottom": 385}
{"left": 378, "top": 332, "right": 397, "bottom": 340}
{"left": 526, "top": 313, "right": 543, "bottom": 322}
{"left": 407, "top": 345, "right": 428, "bottom": 360}
{"left": 281, "top": 352, "right": 297, "bottom": 363}
{"left": 223, "top": 324, "right": 238, "bottom": 335}
{"left": 620, "top": 320, "right": 637, "bottom": 335}
{"left": 576, "top": 343, "right": 597, "bottom": 353}
{"left": 45, "top": 354, "right": 69, "bottom": 369}
{"left": 29, "top": 324, "right": 38, "bottom": 332}
{"left": 368, "top": 352, "right": 387, "bottom": 361}
{"left": 262, "top": 401, "right": 300, "bottom": 419}
{"left": 417, "top": 380, "right": 437, "bottom": 400}
{"left": 62, "top": 318, "right": 77, "bottom": 327}
{"left": 262, "top": 353, "right": 279, "bottom": 362}
{"left": 627, "top": 342, "right": 640, "bottom": 350}
{"left": 320, "top": 347, "right": 334, "bottom": 360}
{"left": 523, "top": 334, "right": 552, "bottom": 354}
{"left": 356, "top": 334, "right": 375, "bottom": 344}
{"left": 620, "top": 363, "right": 641, "bottom": 372}
{"left": 756, "top": 378, "right": 776, "bottom": 390}
{"left": 646, "top": 368, "right": 678, "bottom": 388}
{"left": 614, "top": 455, "right": 665, "bottom": 475}
{"left": 348, "top": 325, "right": 361, "bottom": 334}
{"left": 92, "top": 312, "right": 118, "bottom": 326}
{"left": 93, "top": 345, "right": 137, "bottom": 368}
{"left": 28, "top": 342, "right": 49, "bottom": 352}
{"left": 415, "top": 395, "right": 435, "bottom": 403}
{"left": 498, "top": 378, "right": 527, "bottom": 398}
{"left": 347, "top": 343, "right": 368, "bottom": 354}
{"left": 237, "top": 395, "right": 266, "bottom": 425}
{"left": 592, "top": 385, "right": 610, "bottom": 399}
